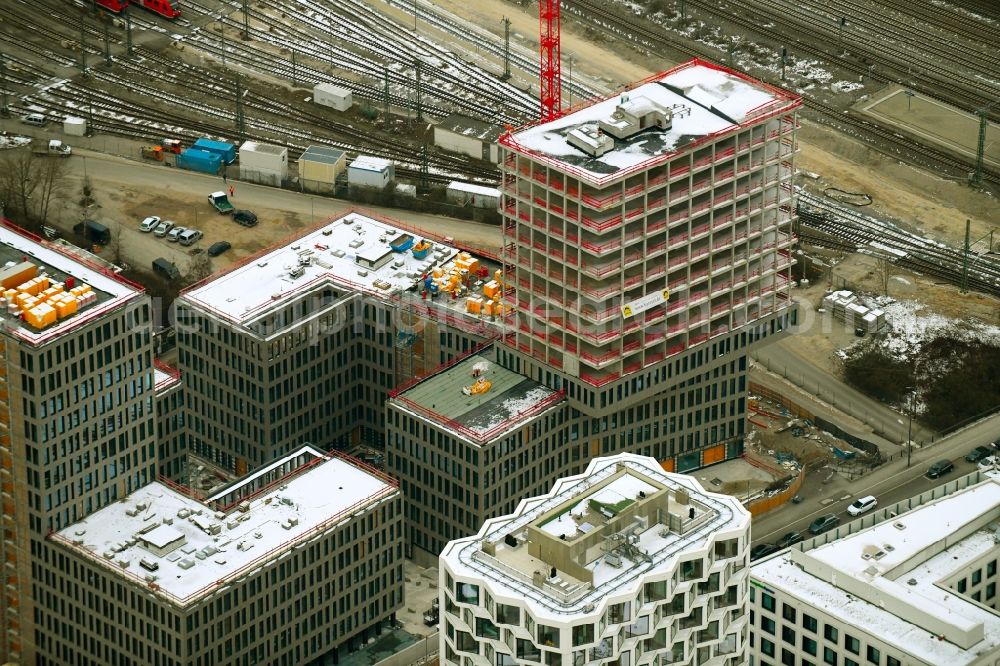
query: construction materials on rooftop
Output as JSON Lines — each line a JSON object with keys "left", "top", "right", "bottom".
{"left": 0, "top": 263, "right": 95, "bottom": 330}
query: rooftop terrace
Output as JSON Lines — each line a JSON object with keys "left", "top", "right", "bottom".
{"left": 0, "top": 222, "right": 141, "bottom": 345}
{"left": 391, "top": 353, "right": 563, "bottom": 444}
{"left": 441, "top": 454, "right": 748, "bottom": 619}
{"left": 52, "top": 446, "right": 397, "bottom": 606}
{"left": 503, "top": 59, "right": 800, "bottom": 183}
{"left": 753, "top": 477, "right": 1000, "bottom": 664}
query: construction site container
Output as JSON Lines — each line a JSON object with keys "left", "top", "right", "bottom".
{"left": 434, "top": 113, "right": 501, "bottom": 163}
{"left": 446, "top": 181, "right": 501, "bottom": 209}
{"left": 63, "top": 116, "right": 87, "bottom": 137}
{"left": 390, "top": 234, "right": 414, "bottom": 252}
{"left": 239, "top": 141, "right": 288, "bottom": 187}
{"left": 348, "top": 156, "right": 394, "bottom": 189}
{"left": 177, "top": 148, "right": 222, "bottom": 175}
{"left": 191, "top": 138, "right": 236, "bottom": 164}
{"left": 313, "top": 83, "right": 353, "bottom": 111}
{"left": 298, "top": 145, "right": 346, "bottom": 193}
{"left": 0, "top": 262, "right": 37, "bottom": 290}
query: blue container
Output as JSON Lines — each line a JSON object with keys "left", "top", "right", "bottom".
{"left": 177, "top": 148, "right": 222, "bottom": 174}
{"left": 191, "top": 138, "right": 237, "bottom": 164}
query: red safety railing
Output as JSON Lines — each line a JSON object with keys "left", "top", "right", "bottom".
{"left": 153, "top": 359, "right": 181, "bottom": 391}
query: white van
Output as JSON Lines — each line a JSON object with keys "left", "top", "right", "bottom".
{"left": 22, "top": 113, "right": 47, "bottom": 127}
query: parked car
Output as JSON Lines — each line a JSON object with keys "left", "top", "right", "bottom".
{"left": 207, "top": 241, "right": 232, "bottom": 257}
{"left": 926, "top": 459, "right": 955, "bottom": 479}
{"left": 139, "top": 216, "right": 160, "bottom": 232}
{"left": 750, "top": 543, "right": 779, "bottom": 560}
{"left": 979, "top": 456, "right": 998, "bottom": 472}
{"left": 21, "top": 112, "right": 47, "bottom": 127}
{"left": 178, "top": 229, "right": 203, "bottom": 246}
{"left": 775, "top": 531, "right": 804, "bottom": 548}
{"left": 808, "top": 514, "right": 840, "bottom": 535}
{"left": 232, "top": 210, "right": 258, "bottom": 227}
{"left": 966, "top": 446, "right": 992, "bottom": 463}
{"left": 153, "top": 220, "right": 175, "bottom": 237}
{"left": 152, "top": 257, "right": 180, "bottom": 281}
{"left": 847, "top": 495, "right": 878, "bottom": 517}
{"left": 167, "top": 226, "right": 187, "bottom": 242}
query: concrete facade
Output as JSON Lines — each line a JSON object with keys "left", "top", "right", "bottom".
{"left": 439, "top": 454, "right": 751, "bottom": 666}
{"left": 749, "top": 471, "right": 1000, "bottom": 666}
{"left": 43, "top": 447, "right": 403, "bottom": 666}
{"left": 0, "top": 223, "right": 155, "bottom": 666}
{"left": 154, "top": 362, "right": 185, "bottom": 481}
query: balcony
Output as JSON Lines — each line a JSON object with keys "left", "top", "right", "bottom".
{"left": 580, "top": 370, "right": 621, "bottom": 387}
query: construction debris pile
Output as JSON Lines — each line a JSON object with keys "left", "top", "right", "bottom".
{"left": 821, "top": 290, "right": 886, "bottom": 334}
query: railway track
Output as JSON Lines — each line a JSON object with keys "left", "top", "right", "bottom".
{"left": 565, "top": 0, "right": 1000, "bottom": 186}
{"left": 797, "top": 190, "right": 1000, "bottom": 297}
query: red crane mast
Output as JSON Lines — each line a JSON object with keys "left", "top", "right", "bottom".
{"left": 538, "top": 0, "right": 561, "bottom": 121}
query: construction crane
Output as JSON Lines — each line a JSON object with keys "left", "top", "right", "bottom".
{"left": 538, "top": 0, "right": 561, "bottom": 121}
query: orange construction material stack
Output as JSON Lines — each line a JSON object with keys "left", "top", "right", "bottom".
{"left": 466, "top": 297, "right": 482, "bottom": 314}
{"left": 25, "top": 303, "right": 56, "bottom": 329}
{"left": 54, "top": 295, "right": 78, "bottom": 319}
{"left": 483, "top": 301, "right": 494, "bottom": 317}
{"left": 483, "top": 280, "right": 500, "bottom": 300}
{"left": 0, "top": 262, "right": 37, "bottom": 290}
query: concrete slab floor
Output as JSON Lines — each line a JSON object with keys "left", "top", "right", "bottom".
{"left": 398, "top": 560, "right": 440, "bottom": 639}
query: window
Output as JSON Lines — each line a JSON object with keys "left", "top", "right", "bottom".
{"left": 782, "top": 649, "right": 796, "bottom": 666}
{"left": 802, "top": 637, "right": 818, "bottom": 656}
{"left": 497, "top": 604, "right": 520, "bottom": 625}
{"left": 516, "top": 639, "right": 541, "bottom": 661}
{"left": 886, "top": 657, "right": 900, "bottom": 666}
{"left": 475, "top": 618, "right": 499, "bottom": 640}
{"left": 988, "top": 560, "right": 997, "bottom": 577}
{"left": 782, "top": 626, "right": 795, "bottom": 645}
{"left": 538, "top": 624, "right": 560, "bottom": 648}
{"left": 456, "top": 631, "right": 479, "bottom": 654}
{"left": 824, "top": 647, "right": 837, "bottom": 665}
{"left": 457, "top": 582, "right": 480, "bottom": 605}
{"left": 957, "top": 578, "right": 967, "bottom": 593}
{"left": 845, "top": 635, "right": 860, "bottom": 654}
{"left": 572, "top": 624, "right": 594, "bottom": 647}
{"left": 803, "top": 614, "right": 818, "bottom": 633}
{"left": 845, "top": 660, "right": 859, "bottom": 666}
{"left": 782, "top": 604, "right": 797, "bottom": 623}
{"left": 761, "top": 638, "right": 775, "bottom": 657}
{"left": 866, "top": 645, "right": 881, "bottom": 664}
{"left": 761, "top": 617, "right": 776, "bottom": 635}
{"left": 973, "top": 569, "right": 982, "bottom": 585}
{"left": 988, "top": 582, "right": 996, "bottom": 600}
{"left": 762, "top": 593, "right": 776, "bottom": 612}
{"left": 824, "top": 625, "right": 838, "bottom": 643}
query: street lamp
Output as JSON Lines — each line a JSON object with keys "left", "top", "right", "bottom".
{"left": 904, "top": 386, "right": 914, "bottom": 468}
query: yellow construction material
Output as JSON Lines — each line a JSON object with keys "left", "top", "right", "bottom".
{"left": 466, "top": 297, "right": 483, "bottom": 314}
{"left": 494, "top": 269, "right": 503, "bottom": 284}
{"left": 483, "top": 280, "right": 500, "bottom": 300}
{"left": 41, "top": 286, "right": 63, "bottom": 300}
{"left": 483, "top": 301, "right": 494, "bottom": 317}
{"left": 462, "top": 377, "right": 492, "bottom": 396}
{"left": 431, "top": 267, "right": 444, "bottom": 278}
{"left": 55, "top": 296, "right": 78, "bottom": 319}
{"left": 25, "top": 303, "right": 57, "bottom": 329}
{"left": 0, "top": 262, "right": 37, "bottom": 290}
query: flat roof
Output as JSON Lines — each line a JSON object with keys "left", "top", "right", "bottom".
{"left": 349, "top": 156, "right": 392, "bottom": 172}
{"left": 447, "top": 181, "right": 501, "bottom": 197}
{"left": 181, "top": 211, "right": 460, "bottom": 325}
{"left": 502, "top": 59, "right": 799, "bottom": 183}
{"left": 753, "top": 478, "right": 1000, "bottom": 664}
{"left": 437, "top": 113, "right": 502, "bottom": 141}
{"left": 394, "top": 354, "right": 561, "bottom": 443}
{"left": 54, "top": 447, "right": 397, "bottom": 606}
{"left": 0, "top": 223, "right": 141, "bottom": 345}
{"left": 300, "top": 145, "right": 346, "bottom": 164}
{"left": 441, "top": 454, "right": 748, "bottom": 619}
{"left": 240, "top": 141, "right": 286, "bottom": 155}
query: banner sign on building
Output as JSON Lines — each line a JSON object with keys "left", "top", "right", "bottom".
{"left": 621, "top": 289, "right": 670, "bottom": 318}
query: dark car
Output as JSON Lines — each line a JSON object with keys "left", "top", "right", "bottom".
{"left": 232, "top": 210, "right": 258, "bottom": 227}
{"left": 808, "top": 514, "right": 840, "bottom": 535}
{"left": 207, "top": 241, "right": 232, "bottom": 257}
{"left": 776, "top": 531, "right": 804, "bottom": 548}
{"left": 926, "top": 459, "right": 955, "bottom": 479}
{"left": 966, "top": 446, "right": 992, "bottom": 463}
{"left": 750, "top": 543, "right": 779, "bottom": 560}
{"left": 152, "top": 257, "right": 180, "bottom": 281}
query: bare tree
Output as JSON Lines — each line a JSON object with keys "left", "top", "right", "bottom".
{"left": 109, "top": 222, "right": 125, "bottom": 266}
{"left": 0, "top": 149, "right": 70, "bottom": 226}
{"left": 35, "top": 154, "right": 69, "bottom": 224}
{"left": 187, "top": 252, "right": 213, "bottom": 283}
{"left": 873, "top": 255, "right": 894, "bottom": 297}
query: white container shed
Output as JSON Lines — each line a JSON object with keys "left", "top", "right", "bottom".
{"left": 433, "top": 113, "right": 502, "bottom": 163}
{"left": 239, "top": 141, "right": 288, "bottom": 187}
{"left": 348, "top": 156, "right": 394, "bottom": 189}
{"left": 63, "top": 116, "right": 87, "bottom": 137}
{"left": 313, "top": 83, "right": 353, "bottom": 112}
{"left": 446, "top": 182, "right": 501, "bottom": 209}
{"left": 299, "top": 145, "right": 347, "bottom": 194}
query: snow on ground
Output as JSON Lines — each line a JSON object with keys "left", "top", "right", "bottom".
{"left": 847, "top": 294, "right": 1000, "bottom": 359}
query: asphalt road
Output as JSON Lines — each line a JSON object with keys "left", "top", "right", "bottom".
{"left": 751, "top": 408, "right": 1000, "bottom": 546}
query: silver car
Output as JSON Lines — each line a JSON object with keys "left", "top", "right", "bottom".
{"left": 153, "top": 221, "right": 174, "bottom": 237}
{"left": 167, "top": 226, "right": 186, "bottom": 242}
{"left": 178, "top": 229, "right": 203, "bottom": 246}
{"left": 139, "top": 216, "right": 160, "bottom": 232}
